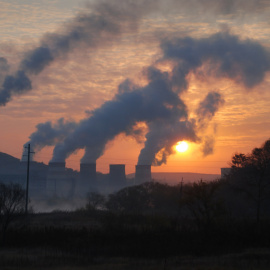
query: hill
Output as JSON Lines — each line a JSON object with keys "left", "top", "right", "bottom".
{"left": 128, "top": 172, "right": 221, "bottom": 184}
{"left": 0, "top": 152, "right": 20, "bottom": 167}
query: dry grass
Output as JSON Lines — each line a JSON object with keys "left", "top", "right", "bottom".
{"left": 1, "top": 248, "right": 270, "bottom": 270}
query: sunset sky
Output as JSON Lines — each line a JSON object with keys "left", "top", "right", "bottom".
{"left": 1, "top": 0, "right": 270, "bottom": 175}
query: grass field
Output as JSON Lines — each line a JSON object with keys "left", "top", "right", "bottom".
{"left": 1, "top": 248, "right": 270, "bottom": 269}
{"left": 1, "top": 211, "right": 270, "bottom": 269}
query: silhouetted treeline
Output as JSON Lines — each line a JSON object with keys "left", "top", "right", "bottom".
{"left": 1, "top": 139, "right": 270, "bottom": 264}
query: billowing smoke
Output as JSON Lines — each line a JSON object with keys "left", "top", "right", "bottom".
{"left": 0, "top": 0, "right": 163, "bottom": 106}
{"left": 22, "top": 118, "right": 77, "bottom": 160}
{"left": 0, "top": 58, "right": 9, "bottom": 77}
{"left": 24, "top": 31, "right": 270, "bottom": 166}
{"left": 51, "top": 67, "right": 191, "bottom": 163}
{"left": 138, "top": 119, "right": 197, "bottom": 165}
{"left": 196, "top": 91, "right": 225, "bottom": 130}
{"left": 195, "top": 91, "right": 224, "bottom": 156}
{"left": 2, "top": 0, "right": 270, "bottom": 106}
{"left": 136, "top": 32, "right": 269, "bottom": 163}
{"left": 161, "top": 32, "right": 270, "bottom": 91}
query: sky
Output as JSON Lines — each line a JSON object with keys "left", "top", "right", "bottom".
{"left": 1, "top": 0, "right": 270, "bottom": 175}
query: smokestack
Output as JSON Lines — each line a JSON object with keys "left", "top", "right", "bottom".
{"left": 109, "top": 164, "right": 126, "bottom": 187}
{"left": 135, "top": 165, "right": 151, "bottom": 184}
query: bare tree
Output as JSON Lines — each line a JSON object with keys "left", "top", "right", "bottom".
{"left": 85, "top": 192, "right": 106, "bottom": 211}
{"left": 0, "top": 182, "right": 25, "bottom": 243}
{"left": 181, "top": 180, "right": 226, "bottom": 231}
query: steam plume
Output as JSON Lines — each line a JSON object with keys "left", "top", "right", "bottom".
{"left": 51, "top": 67, "right": 189, "bottom": 163}
{"left": 0, "top": 0, "right": 161, "bottom": 106}
{"left": 196, "top": 91, "right": 225, "bottom": 130}
{"left": 26, "top": 31, "right": 270, "bottom": 166}
{"left": 161, "top": 32, "right": 270, "bottom": 90}
{"left": 23, "top": 118, "right": 77, "bottom": 159}
{"left": 195, "top": 91, "right": 224, "bottom": 156}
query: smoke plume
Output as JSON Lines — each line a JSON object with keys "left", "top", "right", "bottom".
{"left": 24, "top": 31, "right": 270, "bottom": 166}
{"left": 196, "top": 91, "right": 225, "bottom": 130}
{"left": 0, "top": 0, "right": 162, "bottom": 106}
{"left": 161, "top": 32, "right": 270, "bottom": 90}
{"left": 23, "top": 118, "right": 77, "bottom": 159}
{"left": 51, "top": 67, "right": 190, "bottom": 163}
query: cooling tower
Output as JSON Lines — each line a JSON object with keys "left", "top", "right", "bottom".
{"left": 48, "top": 162, "right": 66, "bottom": 172}
{"left": 135, "top": 165, "right": 151, "bottom": 183}
{"left": 109, "top": 164, "right": 126, "bottom": 186}
{"left": 47, "top": 162, "right": 69, "bottom": 197}
{"left": 80, "top": 163, "right": 96, "bottom": 180}
{"left": 78, "top": 163, "right": 97, "bottom": 196}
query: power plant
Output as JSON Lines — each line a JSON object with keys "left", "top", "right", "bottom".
{"left": 135, "top": 165, "right": 151, "bottom": 184}
{"left": 1, "top": 153, "right": 152, "bottom": 199}
{"left": 44, "top": 162, "right": 151, "bottom": 197}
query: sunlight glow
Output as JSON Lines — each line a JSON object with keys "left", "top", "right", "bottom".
{"left": 176, "top": 141, "right": 189, "bottom": 153}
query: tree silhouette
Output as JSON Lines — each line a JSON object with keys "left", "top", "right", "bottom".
{"left": 228, "top": 139, "right": 270, "bottom": 225}
{"left": 0, "top": 182, "right": 25, "bottom": 243}
{"left": 180, "top": 180, "right": 225, "bottom": 232}
{"left": 85, "top": 192, "right": 106, "bottom": 211}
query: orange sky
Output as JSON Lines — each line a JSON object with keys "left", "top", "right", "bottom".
{"left": 1, "top": 0, "right": 270, "bottom": 175}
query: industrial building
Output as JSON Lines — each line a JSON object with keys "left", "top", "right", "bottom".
{"left": 0, "top": 153, "right": 152, "bottom": 199}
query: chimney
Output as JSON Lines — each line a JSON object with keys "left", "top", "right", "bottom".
{"left": 135, "top": 165, "right": 151, "bottom": 183}
{"left": 109, "top": 164, "right": 126, "bottom": 185}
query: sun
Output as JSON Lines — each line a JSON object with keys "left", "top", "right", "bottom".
{"left": 176, "top": 141, "right": 189, "bottom": 153}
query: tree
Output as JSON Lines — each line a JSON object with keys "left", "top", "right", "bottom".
{"left": 228, "top": 139, "right": 270, "bottom": 225}
{"left": 0, "top": 182, "right": 25, "bottom": 243}
{"left": 106, "top": 184, "right": 149, "bottom": 214}
{"left": 106, "top": 182, "right": 180, "bottom": 215}
{"left": 85, "top": 192, "right": 106, "bottom": 211}
{"left": 180, "top": 180, "right": 226, "bottom": 231}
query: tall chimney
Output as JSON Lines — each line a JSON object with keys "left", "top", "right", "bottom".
{"left": 135, "top": 165, "right": 151, "bottom": 184}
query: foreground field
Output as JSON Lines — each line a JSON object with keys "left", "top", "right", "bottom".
{"left": 0, "top": 211, "right": 270, "bottom": 269}
{"left": 1, "top": 248, "right": 270, "bottom": 270}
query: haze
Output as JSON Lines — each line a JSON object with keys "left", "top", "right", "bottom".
{"left": 1, "top": 0, "right": 270, "bottom": 175}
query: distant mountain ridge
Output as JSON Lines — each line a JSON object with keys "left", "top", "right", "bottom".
{"left": 0, "top": 152, "right": 221, "bottom": 184}
{"left": 0, "top": 152, "right": 48, "bottom": 173}
{"left": 128, "top": 172, "right": 221, "bottom": 184}
{"left": 0, "top": 152, "right": 20, "bottom": 166}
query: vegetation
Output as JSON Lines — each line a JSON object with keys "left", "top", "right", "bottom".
{"left": 1, "top": 139, "right": 270, "bottom": 269}
{"left": 0, "top": 182, "right": 25, "bottom": 243}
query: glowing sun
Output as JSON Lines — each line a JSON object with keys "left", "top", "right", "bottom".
{"left": 176, "top": 141, "right": 189, "bottom": 153}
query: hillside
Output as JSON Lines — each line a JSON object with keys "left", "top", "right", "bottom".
{"left": 128, "top": 172, "right": 221, "bottom": 184}
{"left": 0, "top": 152, "right": 20, "bottom": 167}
